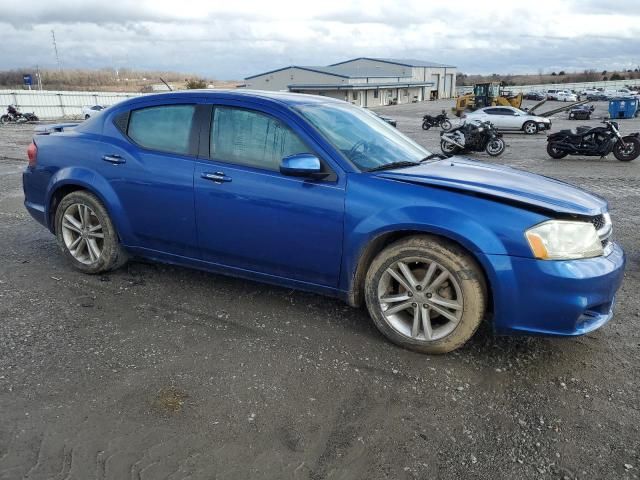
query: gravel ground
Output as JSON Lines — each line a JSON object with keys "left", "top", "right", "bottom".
{"left": 0, "top": 100, "right": 639, "bottom": 480}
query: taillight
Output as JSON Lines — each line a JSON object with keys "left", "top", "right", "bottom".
{"left": 27, "top": 142, "right": 37, "bottom": 167}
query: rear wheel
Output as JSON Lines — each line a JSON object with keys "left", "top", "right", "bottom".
{"left": 440, "top": 139, "right": 460, "bottom": 155}
{"left": 613, "top": 137, "right": 640, "bottom": 161}
{"left": 523, "top": 121, "right": 538, "bottom": 135}
{"left": 422, "top": 121, "right": 431, "bottom": 130}
{"left": 546, "top": 142, "right": 568, "bottom": 159}
{"left": 0, "top": 115, "right": 9, "bottom": 125}
{"left": 55, "top": 190, "right": 128, "bottom": 274}
{"left": 364, "top": 236, "right": 487, "bottom": 354}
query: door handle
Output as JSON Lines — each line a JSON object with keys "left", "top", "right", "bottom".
{"left": 201, "top": 172, "right": 232, "bottom": 183}
{"left": 102, "top": 154, "right": 126, "bottom": 164}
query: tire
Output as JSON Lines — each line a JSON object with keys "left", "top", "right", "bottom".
{"left": 613, "top": 137, "right": 640, "bottom": 161}
{"left": 523, "top": 121, "right": 538, "bottom": 135}
{"left": 441, "top": 119, "right": 452, "bottom": 131}
{"left": 85, "top": 114, "right": 90, "bottom": 120}
{"left": 485, "top": 138, "right": 505, "bottom": 156}
{"left": 0, "top": 115, "right": 9, "bottom": 125}
{"left": 546, "top": 142, "right": 569, "bottom": 159}
{"left": 364, "top": 235, "right": 487, "bottom": 354}
{"left": 422, "top": 121, "right": 431, "bottom": 130}
{"left": 54, "top": 190, "right": 128, "bottom": 274}
{"left": 440, "top": 139, "right": 460, "bottom": 155}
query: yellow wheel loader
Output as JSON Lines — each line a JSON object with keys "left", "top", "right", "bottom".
{"left": 453, "top": 82, "right": 523, "bottom": 117}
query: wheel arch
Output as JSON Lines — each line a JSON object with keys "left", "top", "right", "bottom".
{"left": 45, "top": 169, "right": 132, "bottom": 242}
{"left": 346, "top": 229, "right": 494, "bottom": 315}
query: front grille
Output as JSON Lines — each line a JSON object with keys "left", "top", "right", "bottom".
{"left": 590, "top": 214, "right": 605, "bottom": 231}
{"left": 589, "top": 213, "right": 612, "bottom": 250}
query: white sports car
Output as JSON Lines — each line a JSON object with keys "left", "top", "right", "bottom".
{"left": 463, "top": 106, "right": 552, "bottom": 134}
{"left": 81, "top": 105, "right": 106, "bottom": 120}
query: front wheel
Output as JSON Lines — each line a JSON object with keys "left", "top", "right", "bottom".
{"left": 485, "top": 138, "right": 505, "bottom": 156}
{"left": 613, "top": 137, "right": 640, "bottom": 161}
{"left": 55, "top": 190, "right": 128, "bottom": 274}
{"left": 546, "top": 142, "right": 569, "bottom": 159}
{"left": 440, "top": 119, "right": 452, "bottom": 131}
{"left": 364, "top": 235, "right": 487, "bottom": 354}
{"left": 523, "top": 121, "right": 538, "bottom": 135}
{"left": 422, "top": 121, "right": 431, "bottom": 130}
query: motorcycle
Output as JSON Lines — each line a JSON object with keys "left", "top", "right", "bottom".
{"left": 546, "top": 119, "right": 640, "bottom": 162}
{"left": 0, "top": 106, "right": 39, "bottom": 124}
{"left": 422, "top": 110, "right": 452, "bottom": 131}
{"left": 440, "top": 120, "right": 505, "bottom": 157}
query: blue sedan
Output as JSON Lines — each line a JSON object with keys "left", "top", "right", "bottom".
{"left": 22, "top": 90, "right": 625, "bottom": 353}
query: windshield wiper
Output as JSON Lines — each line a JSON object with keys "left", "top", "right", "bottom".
{"left": 420, "top": 153, "right": 447, "bottom": 162}
{"left": 365, "top": 161, "right": 419, "bottom": 172}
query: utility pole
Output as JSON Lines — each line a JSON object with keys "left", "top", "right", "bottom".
{"left": 51, "top": 30, "right": 62, "bottom": 72}
{"left": 34, "top": 65, "right": 43, "bottom": 90}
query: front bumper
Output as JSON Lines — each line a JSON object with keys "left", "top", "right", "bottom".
{"left": 538, "top": 121, "right": 552, "bottom": 130}
{"left": 481, "top": 242, "right": 625, "bottom": 336}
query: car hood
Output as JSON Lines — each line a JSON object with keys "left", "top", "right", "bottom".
{"left": 527, "top": 115, "right": 550, "bottom": 122}
{"left": 374, "top": 157, "right": 606, "bottom": 216}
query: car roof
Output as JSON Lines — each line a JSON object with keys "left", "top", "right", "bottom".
{"left": 115, "top": 89, "right": 345, "bottom": 110}
{"left": 473, "top": 106, "right": 516, "bottom": 113}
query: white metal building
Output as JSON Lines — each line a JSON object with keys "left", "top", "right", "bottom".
{"left": 244, "top": 57, "right": 457, "bottom": 106}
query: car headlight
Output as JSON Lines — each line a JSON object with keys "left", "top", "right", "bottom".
{"left": 525, "top": 220, "right": 603, "bottom": 260}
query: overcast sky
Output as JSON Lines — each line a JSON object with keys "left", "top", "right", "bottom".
{"left": 1, "top": 0, "right": 639, "bottom": 79}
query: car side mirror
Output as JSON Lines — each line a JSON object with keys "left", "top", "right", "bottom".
{"left": 280, "top": 154, "right": 325, "bottom": 178}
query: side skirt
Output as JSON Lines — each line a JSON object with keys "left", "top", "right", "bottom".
{"left": 123, "top": 245, "right": 349, "bottom": 303}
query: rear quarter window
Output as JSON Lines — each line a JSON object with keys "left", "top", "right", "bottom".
{"left": 127, "top": 105, "right": 196, "bottom": 155}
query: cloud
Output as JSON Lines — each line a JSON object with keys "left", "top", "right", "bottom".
{"left": 0, "top": 0, "right": 638, "bottom": 80}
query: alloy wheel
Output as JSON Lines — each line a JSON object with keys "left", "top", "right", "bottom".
{"left": 61, "top": 203, "right": 105, "bottom": 265}
{"left": 377, "top": 258, "right": 463, "bottom": 341}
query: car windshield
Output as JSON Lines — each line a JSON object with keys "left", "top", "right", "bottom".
{"left": 295, "top": 102, "right": 431, "bottom": 171}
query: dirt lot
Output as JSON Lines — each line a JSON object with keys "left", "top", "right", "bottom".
{"left": 0, "top": 100, "right": 639, "bottom": 480}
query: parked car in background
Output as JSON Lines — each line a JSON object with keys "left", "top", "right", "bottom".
{"left": 580, "top": 88, "right": 601, "bottom": 97}
{"left": 524, "top": 91, "right": 545, "bottom": 101}
{"left": 81, "top": 105, "right": 106, "bottom": 120}
{"left": 545, "top": 89, "right": 560, "bottom": 100}
{"left": 568, "top": 104, "right": 595, "bottom": 120}
{"left": 557, "top": 91, "right": 578, "bottom": 102}
{"left": 609, "top": 89, "right": 640, "bottom": 99}
{"left": 463, "top": 106, "right": 551, "bottom": 134}
{"left": 587, "top": 92, "right": 609, "bottom": 101}
{"left": 22, "top": 90, "right": 625, "bottom": 354}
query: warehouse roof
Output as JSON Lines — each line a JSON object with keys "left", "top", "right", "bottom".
{"left": 329, "top": 57, "right": 457, "bottom": 68}
{"left": 245, "top": 65, "right": 411, "bottom": 80}
{"left": 245, "top": 57, "right": 456, "bottom": 80}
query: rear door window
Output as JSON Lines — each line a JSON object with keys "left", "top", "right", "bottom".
{"left": 127, "top": 105, "right": 196, "bottom": 155}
